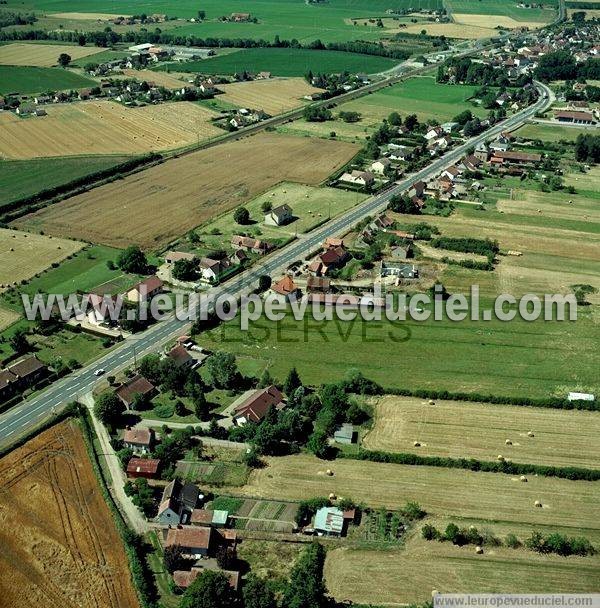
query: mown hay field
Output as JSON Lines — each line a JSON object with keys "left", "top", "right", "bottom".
{"left": 445, "top": 0, "right": 557, "bottom": 21}
{"left": 0, "top": 228, "right": 84, "bottom": 287}
{"left": 363, "top": 395, "right": 600, "bottom": 469}
{"left": 325, "top": 537, "right": 600, "bottom": 605}
{"left": 120, "top": 69, "right": 191, "bottom": 89}
{"left": 14, "top": 133, "right": 360, "bottom": 249}
{"left": 0, "top": 303, "right": 20, "bottom": 331}
{"left": 215, "top": 78, "right": 323, "bottom": 115}
{"left": 0, "top": 100, "right": 221, "bottom": 159}
{"left": 452, "top": 13, "right": 548, "bottom": 29}
{"left": 237, "top": 454, "right": 600, "bottom": 531}
{"left": 0, "top": 420, "right": 139, "bottom": 608}
{"left": 0, "top": 43, "right": 107, "bottom": 67}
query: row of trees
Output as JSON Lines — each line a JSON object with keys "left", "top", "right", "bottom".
{"left": 535, "top": 50, "right": 600, "bottom": 82}
{"left": 574, "top": 133, "right": 600, "bottom": 162}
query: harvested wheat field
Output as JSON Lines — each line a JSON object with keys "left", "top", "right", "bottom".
{"left": 0, "top": 303, "right": 20, "bottom": 330}
{"left": 0, "top": 419, "right": 139, "bottom": 608}
{"left": 120, "top": 69, "right": 191, "bottom": 89}
{"left": 399, "top": 22, "right": 498, "bottom": 38}
{"left": 453, "top": 14, "right": 547, "bottom": 29}
{"left": 325, "top": 537, "right": 600, "bottom": 605}
{"left": 14, "top": 133, "right": 360, "bottom": 249}
{"left": 362, "top": 395, "right": 600, "bottom": 469}
{"left": 0, "top": 100, "right": 220, "bottom": 159}
{"left": 216, "top": 78, "right": 324, "bottom": 115}
{"left": 0, "top": 43, "right": 106, "bottom": 67}
{"left": 0, "top": 228, "right": 83, "bottom": 287}
{"left": 237, "top": 454, "right": 600, "bottom": 530}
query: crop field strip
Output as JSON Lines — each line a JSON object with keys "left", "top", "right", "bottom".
{"left": 0, "top": 100, "right": 221, "bottom": 159}
{"left": 0, "top": 64, "right": 96, "bottom": 95}
{"left": 0, "top": 420, "right": 139, "bottom": 608}
{"left": 363, "top": 396, "right": 600, "bottom": 469}
{"left": 0, "top": 43, "right": 107, "bottom": 67}
{"left": 12, "top": 133, "right": 361, "bottom": 249}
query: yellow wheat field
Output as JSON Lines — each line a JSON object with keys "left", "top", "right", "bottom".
{"left": 120, "top": 69, "right": 192, "bottom": 89}
{"left": 0, "top": 100, "right": 221, "bottom": 159}
{"left": 0, "top": 43, "right": 107, "bottom": 67}
{"left": 453, "top": 14, "right": 547, "bottom": 29}
{"left": 216, "top": 78, "right": 324, "bottom": 115}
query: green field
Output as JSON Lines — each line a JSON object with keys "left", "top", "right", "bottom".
{"left": 515, "top": 122, "right": 592, "bottom": 143}
{"left": 5, "top": 0, "right": 442, "bottom": 43}
{"left": 157, "top": 47, "right": 398, "bottom": 77}
{"left": 280, "top": 75, "right": 486, "bottom": 140}
{"left": 446, "top": 0, "right": 557, "bottom": 21}
{"left": 0, "top": 65, "right": 96, "bottom": 94}
{"left": 0, "top": 156, "right": 133, "bottom": 207}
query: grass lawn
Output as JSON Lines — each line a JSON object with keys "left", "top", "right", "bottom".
{"left": 0, "top": 155, "right": 133, "bottom": 207}
{"left": 156, "top": 48, "right": 398, "bottom": 77}
{"left": 31, "top": 329, "right": 106, "bottom": 367}
{"left": 0, "top": 65, "right": 96, "bottom": 94}
{"left": 236, "top": 539, "right": 304, "bottom": 582}
{"left": 70, "top": 50, "right": 130, "bottom": 66}
{"left": 146, "top": 531, "right": 180, "bottom": 608}
{"left": 191, "top": 182, "right": 367, "bottom": 252}
{"left": 515, "top": 123, "right": 591, "bottom": 143}
{"left": 280, "top": 76, "right": 486, "bottom": 141}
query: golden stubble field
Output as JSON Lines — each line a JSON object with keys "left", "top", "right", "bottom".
{"left": 14, "top": 133, "right": 360, "bottom": 249}
{"left": 362, "top": 395, "right": 600, "bottom": 469}
{"left": 216, "top": 78, "right": 324, "bottom": 115}
{"left": 0, "top": 228, "right": 83, "bottom": 287}
{"left": 0, "top": 100, "right": 221, "bottom": 159}
{"left": 0, "top": 43, "right": 106, "bottom": 67}
{"left": 0, "top": 420, "right": 139, "bottom": 608}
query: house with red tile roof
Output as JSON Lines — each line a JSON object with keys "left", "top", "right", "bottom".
{"left": 232, "top": 385, "right": 285, "bottom": 426}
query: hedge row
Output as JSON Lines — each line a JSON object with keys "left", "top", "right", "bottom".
{"left": 341, "top": 448, "right": 600, "bottom": 481}
{"left": 0, "top": 153, "right": 161, "bottom": 218}
{"left": 383, "top": 386, "right": 599, "bottom": 411}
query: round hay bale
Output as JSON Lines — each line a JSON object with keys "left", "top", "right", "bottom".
{"left": 326, "top": 469, "right": 333, "bottom": 476}
{"left": 505, "top": 439, "right": 512, "bottom": 445}
{"left": 431, "top": 590, "right": 439, "bottom": 598}
{"left": 534, "top": 500, "right": 542, "bottom": 508}
{"left": 475, "top": 546, "right": 483, "bottom": 554}
{"left": 520, "top": 475, "right": 527, "bottom": 482}
{"left": 428, "top": 399, "right": 435, "bottom": 405}
{"left": 497, "top": 454, "right": 505, "bottom": 461}
{"left": 413, "top": 441, "right": 421, "bottom": 447}
{"left": 527, "top": 431, "right": 534, "bottom": 437}
{"left": 329, "top": 492, "right": 336, "bottom": 500}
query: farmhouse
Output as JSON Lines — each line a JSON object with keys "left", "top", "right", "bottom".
{"left": 199, "top": 257, "right": 229, "bottom": 282}
{"left": 167, "top": 344, "right": 195, "bottom": 369}
{"left": 126, "top": 458, "right": 161, "bottom": 479}
{"left": 165, "top": 251, "right": 196, "bottom": 264}
{"left": 232, "top": 385, "right": 285, "bottom": 426}
{"left": 339, "top": 170, "right": 375, "bottom": 188}
{"left": 123, "top": 428, "right": 155, "bottom": 454}
{"left": 310, "top": 246, "right": 350, "bottom": 276}
{"left": 231, "top": 235, "right": 270, "bottom": 255}
{"left": 555, "top": 110, "right": 596, "bottom": 125}
{"left": 7, "top": 356, "right": 48, "bottom": 388}
{"left": 165, "top": 526, "right": 213, "bottom": 558}
{"left": 270, "top": 275, "right": 300, "bottom": 301}
{"left": 490, "top": 150, "right": 541, "bottom": 166}
{"left": 157, "top": 479, "right": 200, "bottom": 525}
{"left": 264, "top": 204, "right": 293, "bottom": 226}
{"left": 126, "top": 276, "right": 163, "bottom": 302}
{"left": 116, "top": 375, "right": 156, "bottom": 409}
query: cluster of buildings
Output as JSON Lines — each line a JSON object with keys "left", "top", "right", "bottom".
{"left": 0, "top": 355, "right": 48, "bottom": 403}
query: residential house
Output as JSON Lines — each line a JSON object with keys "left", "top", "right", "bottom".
{"left": 86, "top": 293, "right": 119, "bottom": 326}
{"left": 489, "top": 140, "right": 510, "bottom": 153}
{"left": 126, "top": 276, "right": 163, "bottom": 302}
{"left": 323, "top": 237, "right": 344, "bottom": 249}
{"left": 408, "top": 181, "right": 426, "bottom": 199}
{"left": 370, "top": 158, "right": 392, "bottom": 176}
{"left": 264, "top": 204, "right": 293, "bottom": 226}
{"left": 123, "top": 428, "right": 155, "bottom": 454}
{"left": 425, "top": 126, "right": 444, "bottom": 141}
{"left": 116, "top": 375, "right": 156, "bottom": 409}
{"left": 441, "top": 166, "right": 461, "bottom": 182}
{"left": 310, "top": 246, "right": 350, "bottom": 276}
{"left": 126, "top": 457, "right": 161, "bottom": 479}
{"left": 8, "top": 356, "right": 48, "bottom": 388}
{"left": 191, "top": 509, "right": 229, "bottom": 528}
{"left": 157, "top": 479, "right": 200, "bottom": 525}
{"left": 333, "top": 423, "right": 356, "bottom": 445}
{"left": 229, "top": 249, "right": 248, "bottom": 265}
{"left": 231, "top": 235, "right": 270, "bottom": 255}
{"left": 270, "top": 275, "right": 300, "bottom": 301}
{"left": 339, "top": 170, "right": 375, "bottom": 188}
{"left": 165, "top": 251, "right": 196, "bottom": 264}
{"left": 167, "top": 344, "right": 195, "bottom": 369}
{"left": 0, "top": 370, "right": 18, "bottom": 401}
{"left": 165, "top": 526, "right": 213, "bottom": 557}
{"left": 199, "top": 257, "right": 228, "bottom": 282}
{"left": 460, "top": 154, "right": 482, "bottom": 173}
{"left": 441, "top": 121, "right": 459, "bottom": 133}
{"left": 474, "top": 143, "right": 489, "bottom": 163}
{"left": 232, "top": 385, "right": 285, "bottom": 426}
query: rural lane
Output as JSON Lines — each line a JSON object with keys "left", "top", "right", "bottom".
{"left": 0, "top": 82, "right": 552, "bottom": 450}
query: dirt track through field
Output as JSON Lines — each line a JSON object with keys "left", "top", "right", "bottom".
{"left": 0, "top": 420, "right": 139, "bottom": 608}
{"left": 14, "top": 133, "right": 360, "bottom": 249}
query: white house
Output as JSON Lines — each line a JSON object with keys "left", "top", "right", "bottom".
{"left": 370, "top": 158, "right": 392, "bottom": 175}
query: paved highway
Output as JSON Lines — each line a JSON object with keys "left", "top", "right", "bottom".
{"left": 0, "top": 82, "right": 552, "bottom": 449}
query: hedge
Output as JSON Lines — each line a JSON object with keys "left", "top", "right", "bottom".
{"left": 340, "top": 448, "right": 600, "bottom": 481}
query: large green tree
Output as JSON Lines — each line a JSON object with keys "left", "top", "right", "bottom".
{"left": 94, "top": 391, "right": 124, "bottom": 430}
{"left": 180, "top": 570, "right": 237, "bottom": 608}
{"left": 117, "top": 245, "right": 148, "bottom": 274}
{"left": 243, "top": 574, "right": 277, "bottom": 608}
{"left": 206, "top": 351, "right": 239, "bottom": 388}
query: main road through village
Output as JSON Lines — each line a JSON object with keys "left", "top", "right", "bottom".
{"left": 0, "top": 81, "right": 553, "bottom": 449}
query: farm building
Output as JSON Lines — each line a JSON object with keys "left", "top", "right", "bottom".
{"left": 123, "top": 428, "right": 155, "bottom": 454}
{"left": 554, "top": 110, "right": 596, "bottom": 125}
{"left": 165, "top": 251, "right": 196, "bottom": 264}
{"left": 381, "top": 262, "right": 419, "bottom": 279}
{"left": 264, "top": 204, "right": 293, "bottom": 226}
{"left": 339, "top": 170, "right": 375, "bottom": 188}
{"left": 126, "top": 458, "right": 161, "bottom": 479}
{"left": 231, "top": 235, "right": 270, "bottom": 255}
{"left": 313, "top": 507, "right": 355, "bottom": 537}
{"left": 165, "top": 526, "right": 213, "bottom": 558}
{"left": 490, "top": 151, "right": 541, "bottom": 166}
{"left": 157, "top": 478, "right": 200, "bottom": 525}
{"left": 568, "top": 392, "right": 595, "bottom": 402}
{"left": 309, "top": 246, "right": 350, "bottom": 276}
{"left": 6, "top": 356, "right": 48, "bottom": 388}
{"left": 191, "top": 509, "right": 229, "bottom": 528}
{"left": 116, "top": 375, "right": 156, "bottom": 409}
{"left": 232, "top": 385, "right": 285, "bottom": 425}
{"left": 334, "top": 423, "right": 356, "bottom": 445}
{"left": 306, "top": 276, "right": 331, "bottom": 294}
